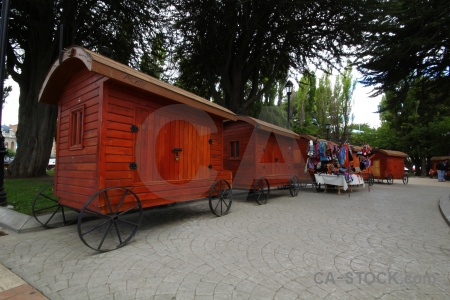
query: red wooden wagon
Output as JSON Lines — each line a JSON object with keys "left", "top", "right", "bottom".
{"left": 370, "top": 149, "right": 409, "bottom": 184}
{"left": 33, "top": 46, "right": 236, "bottom": 251}
{"left": 223, "top": 116, "right": 300, "bottom": 204}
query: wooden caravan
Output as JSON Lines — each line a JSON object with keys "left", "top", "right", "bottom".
{"left": 223, "top": 116, "right": 300, "bottom": 204}
{"left": 36, "top": 46, "right": 236, "bottom": 251}
{"left": 371, "top": 149, "right": 409, "bottom": 184}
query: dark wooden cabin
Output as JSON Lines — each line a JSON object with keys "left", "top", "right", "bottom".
{"left": 223, "top": 116, "right": 300, "bottom": 190}
{"left": 39, "top": 46, "right": 236, "bottom": 213}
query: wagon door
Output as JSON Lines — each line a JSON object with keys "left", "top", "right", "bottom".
{"left": 260, "top": 134, "right": 285, "bottom": 175}
{"left": 153, "top": 113, "right": 211, "bottom": 181}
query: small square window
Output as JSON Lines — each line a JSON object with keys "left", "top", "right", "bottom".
{"left": 230, "top": 141, "right": 240, "bottom": 158}
{"left": 69, "top": 105, "right": 84, "bottom": 149}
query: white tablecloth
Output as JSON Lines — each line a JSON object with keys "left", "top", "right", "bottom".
{"left": 314, "top": 174, "right": 365, "bottom": 191}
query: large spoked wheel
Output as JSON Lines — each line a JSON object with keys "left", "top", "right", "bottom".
{"left": 209, "top": 180, "right": 233, "bottom": 216}
{"left": 402, "top": 174, "right": 409, "bottom": 184}
{"left": 368, "top": 174, "right": 375, "bottom": 186}
{"left": 77, "top": 187, "right": 143, "bottom": 252}
{"left": 289, "top": 175, "right": 299, "bottom": 197}
{"left": 32, "top": 184, "right": 77, "bottom": 228}
{"left": 386, "top": 174, "right": 394, "bottom": 185}
{"left": 254, "top": 177, "right": 270, "bottom": 205}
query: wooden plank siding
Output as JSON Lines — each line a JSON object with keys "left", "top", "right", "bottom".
{"left": 55, "top": 69, "right": 104, "bottom": 209}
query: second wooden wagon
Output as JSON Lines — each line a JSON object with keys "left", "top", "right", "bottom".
{"left": 223, "top": 116, "right": 301, "bottom": 204}
{"left": 371, "top": 149, "right": 409, "bottom": 184}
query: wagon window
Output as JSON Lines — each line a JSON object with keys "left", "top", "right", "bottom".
{"left": 230, "top": 141, "right": 240, "bottom": 158}
{"left": 69, "top": 105, "right": 84, "bottom": 149}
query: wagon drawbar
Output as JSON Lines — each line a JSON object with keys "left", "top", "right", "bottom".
{"left": 35, "top": 46, "right": 236, "bottom": 251}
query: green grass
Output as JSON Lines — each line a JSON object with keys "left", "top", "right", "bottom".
{"left": 4, "top": 172, "right": 56, "bottom": 215}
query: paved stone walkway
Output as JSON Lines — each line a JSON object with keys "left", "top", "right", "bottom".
{"left": 0, "top": 177, "right": 449, "bottom": 299}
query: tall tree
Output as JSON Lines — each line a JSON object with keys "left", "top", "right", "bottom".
{"left": 357, "top": 0, "right": 450, "bottom": 109}
{"left": 377, "top": 79, "right": 450, "bottom": 175}
{"left": 166, "top": 0, "right": 374, "bottom": 114}
{"left": 5, "top": 0, "right": 162, "bottom": 177}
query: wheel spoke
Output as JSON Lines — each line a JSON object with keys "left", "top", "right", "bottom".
{"left": 80, "top": 219, "right": 111, "bottom": 237}
{"left": 33, "top": 203, "right": 60, "bottom": 214}
{"left": 43, "top": 207, "right": 62, "bottom": 226}
{"left": 104, "top": 191, "right": 114, "bottom": 214}
{"left": 97, "top": 222, "right": 114, "bottom": 251}
{"left": 40, "top": 194, "right": 58, "bottom": 202}
{"left": 84, "top": 207, "right": 111, "bottom": 220}
{"left": 113, "top": 222, "right": 123, "bottom": 245}
{"left": 115, "top": 218, "right": 140, "bottom": 228}
{"left": 116, "top": 190, "right": 128, "bottom": 213}
{"left": 117, "top": 203, "right": 140, "bottom": 216}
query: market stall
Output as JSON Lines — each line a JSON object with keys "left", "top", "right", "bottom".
{"left": 304, "top": 139, "right": 365, "bottom": 194}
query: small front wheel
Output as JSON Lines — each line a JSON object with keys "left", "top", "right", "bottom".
{"left": 386, "top": 174, "right": 393, "bottom": 185}
{"left": 402, "top": 174, "right": 409, "bottom": 184}
{"left": 209, "top": 180, "right": 233, "bottom": 216}
{"left": 289, "top": 175, "right": 299, "bottom": 197}
{"left": 254, "top": 177, "right": 270, "bottom": 205}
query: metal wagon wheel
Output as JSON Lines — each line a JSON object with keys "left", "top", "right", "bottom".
{"left": 32, "top": 184, "right": 77, "bottom": 228}
{"left": 402, "top": 174, "right": 409, "bottom": 184}
{"left": 368, "top": 174, "right": 375, "bottom": 186}
{"left": 77, "top": 187, "right": 143, "bottom": 252}
{"left": 209, "top": 180, "right": 233, "bottom": 216}
{"left": 289, "top": 175, "right": 299, "bottom": 197}
{"left": 254, "top": 177, "right": 270, "bottom": 205}
{"left": 386, "top": 174, "right": 394, "bottom": 185}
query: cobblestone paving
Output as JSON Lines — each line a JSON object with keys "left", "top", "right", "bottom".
{"left": 1, "top": 178, "right": 449, "bottom": 299}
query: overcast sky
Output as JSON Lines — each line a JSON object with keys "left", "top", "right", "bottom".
{"left": 2, "top": 75, "right": 382, "bottom": 128}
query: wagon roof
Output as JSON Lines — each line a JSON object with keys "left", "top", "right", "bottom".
{"left": 39, "top": 46, "right": 236, "bottom": 120}
{"left": 430, "top": 156, "right": 450, "bottom": 161}
{"left": 236, "top": 116, "right": 299, "bottom": 139}
{"left": 374, "top": 148, "right": 408, "bottom": 157}
{"left": 298, "top": 133, "right": 317, "bottom": 140}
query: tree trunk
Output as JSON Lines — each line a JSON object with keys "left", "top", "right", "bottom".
{"left": 7, "top": 91, "right": 57, "bottom": 177}
{"left": 6, "top": 23, "right": 58, "bottom": 177}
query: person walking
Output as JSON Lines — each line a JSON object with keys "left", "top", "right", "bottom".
{"left": 442, "top": 159, "right": 448, "bottom": 182}
{"left": 437, "top": 160, "right": 446, "bottom": 182}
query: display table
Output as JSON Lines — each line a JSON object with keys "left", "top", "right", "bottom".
{"left": 314, "top": 173, "right": 365, "bottom": 194}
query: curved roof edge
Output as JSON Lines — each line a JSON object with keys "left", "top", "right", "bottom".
{"left": 430, "top": 156, "right": 450, "bottom": 161}
{"left": 374, "top": 149, "right": 408, "bottom": 157}
{"left": 236, "top": 116, "right": 299, "bottom": 139}
{"left": 39, "top": 46, "right": 236, "bottom": 120}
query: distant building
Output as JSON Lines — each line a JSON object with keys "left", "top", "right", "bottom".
{"left": 2, "top": 124, "right": 17, "bottom": 151}
{"left": 1, "top": 124, "right": 56, "bottom": 157}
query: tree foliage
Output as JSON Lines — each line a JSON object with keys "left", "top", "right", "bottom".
{"left": 375, "top": 80, "right": 450, "bottom": 175}
{"left": 357, "top": 0, "right": 450, "bottom": 109}
{"left": 5, "top": 0, "right": 162, "bottom": 177}
{"left": 166, "top": 0, "right": 373, "bottom": 114}
{"left": 292, "top": 68, "right": 355, "bottom": 142}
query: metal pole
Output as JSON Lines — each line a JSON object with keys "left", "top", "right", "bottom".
{"left": 0, "top": 0, "right": 11, "bottom": 207}
{"left": 287, "top": 93, "right": 291, "bottom": 130}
